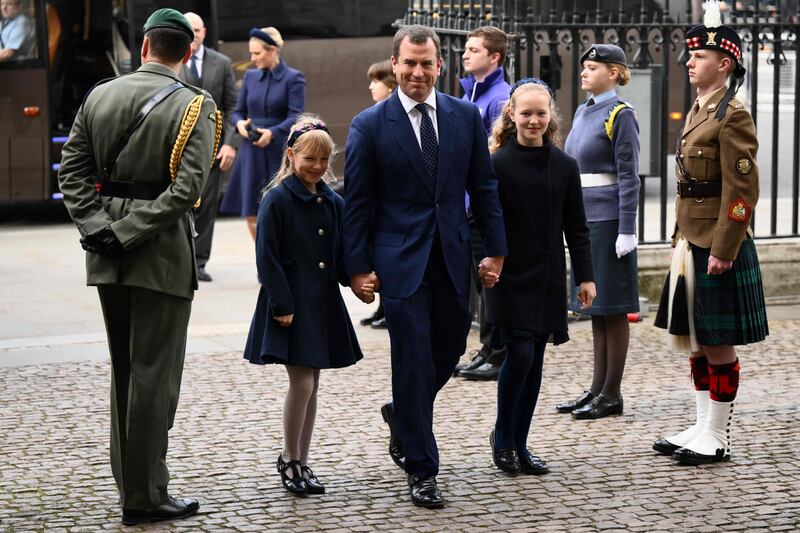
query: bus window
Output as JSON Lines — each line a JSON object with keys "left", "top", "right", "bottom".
{"left": 0, "top": 0, "right": 37, "bottom": 62}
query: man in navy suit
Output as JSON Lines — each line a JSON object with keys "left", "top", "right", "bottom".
{"left": 343, "top": 25, "right": 507, "bottom": 508}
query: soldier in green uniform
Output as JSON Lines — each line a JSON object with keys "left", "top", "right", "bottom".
{"left": 58, "top": 9, "right": 221, "bottom": 525}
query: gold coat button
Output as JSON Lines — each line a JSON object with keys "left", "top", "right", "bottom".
{"left": 316, "top": 197, "right": 323, "bottom": 204}
{"left": 318, "top": 228, "right": 325, "bottom": 236}
{"left": 681, "top": 140, "right": 686, "bottom": 145}
{"left": 318, "top": 261, "right": 326, "bottom": 269}
{"left": 697, "top": 150, "right": 703, "bottom": 156}
{"left": 680, "top": 154, "right": 684, "bottom": 159}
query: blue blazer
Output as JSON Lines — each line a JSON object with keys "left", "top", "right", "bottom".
{"left": 343, "top": 90, "right": 507, "bottom": 299}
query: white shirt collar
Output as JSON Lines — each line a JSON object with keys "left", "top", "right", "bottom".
{"left": 193, "top": 44, "right": 205, "bottom": 60}
{"left": 398, "top": 88, "right": 437, "bottom": 115}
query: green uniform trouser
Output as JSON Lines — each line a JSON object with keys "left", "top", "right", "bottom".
{"left": 97, "top": 285, "right": 192, "bottom": 510}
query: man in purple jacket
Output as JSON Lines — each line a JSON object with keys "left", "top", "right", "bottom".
{"left": 456, "top": 26, "right": 511, "bottom": 381}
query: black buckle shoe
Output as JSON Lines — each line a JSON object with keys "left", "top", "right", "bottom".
{"left": 301, "top": 465, "right": 325, "bottom": 494}
{"left": 277, "top": 455, "right": 307, "bottom": 496}
{"left": 380, "top": 402, "right": 405, "bottom": 469}
{"left": 121, "top": 497, "right": 200, "bottom": 525}
{"left": 489, "top": 430, "right": 520, "bottom": 475}
{"left": 408, "top": 475, "right": 444, "bottom": 508}
{"left": 653, "top": 438, "right": 681, "bottom": 456}
{"left": 460, "top": 361, "right": 501, "bottom": 381}
{"left": 519, "top": 449, "right": 549, "bottom": 475}
{"left": 454, "top": 346, "right": 490, "bottom": 376}
{"left": 572, "top": 393, "right": 623, "bottom": 419}
{"left": 556, "top": 390, "right": 595, "bottom": 413}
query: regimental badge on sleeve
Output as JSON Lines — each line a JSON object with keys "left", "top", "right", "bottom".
{"left": 736, "top": 157, "right": 753, "bottom": 174}
{"left": 728, "top": 198, "right": 751, "bottom": 223}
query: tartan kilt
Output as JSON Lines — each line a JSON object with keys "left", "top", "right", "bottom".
{"left": 691, "top": 238, "right": 769, "bottom": 346}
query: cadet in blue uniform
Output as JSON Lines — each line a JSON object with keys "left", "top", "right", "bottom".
{"left": 243, "top": 115, "right": 363, "bottom": 497}
{"left": 220, "top": 26, "right": 306, "bottom": 240}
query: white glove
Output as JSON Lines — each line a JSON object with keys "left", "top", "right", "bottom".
{"left": 615, "top": 233, "right": 638, "bottom": 258}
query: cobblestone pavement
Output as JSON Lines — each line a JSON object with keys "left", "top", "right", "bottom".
{"left": 1, "top": 313, "right": 799, "bottom": 533}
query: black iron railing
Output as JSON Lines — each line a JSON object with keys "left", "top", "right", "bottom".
{"left": 396, "top": 1, "right": 800, "bottom": 242}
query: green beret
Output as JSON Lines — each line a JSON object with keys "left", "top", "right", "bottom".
{"left": 143, "top": 8, "right": 194, "bottom": 40}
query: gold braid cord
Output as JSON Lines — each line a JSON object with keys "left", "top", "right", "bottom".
{"left": 211, "top": 109, "right": 223, "bottom": 164}
{"left": 169, "top": 94, "right": 204, "bottom": 208}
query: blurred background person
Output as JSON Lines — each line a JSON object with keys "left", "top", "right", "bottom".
{"left": 0, "top": 0, "right": 33, "bottom": 61}
{"left": 220, "top": 26, "right": 306, "bottom": 241}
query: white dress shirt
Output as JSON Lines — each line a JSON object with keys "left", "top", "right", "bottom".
{"left": 191, "top": 44, "right": 205, "bottom": 79}
{"left": 397, "top": 88, "right": 439, "bottom": 147}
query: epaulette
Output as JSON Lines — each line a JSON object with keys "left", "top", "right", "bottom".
{"left": 604, "top": 101, "right": 635, "bottom": 141}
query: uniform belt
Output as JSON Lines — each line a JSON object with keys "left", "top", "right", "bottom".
{"left": 676, "top": 180, "right": 722, "bottom": 198}
{"left": 96, "top": 179, "right": 164, "bottom": 200}
{"left": 580, "top": 173, "right": 619, "bottom": 187}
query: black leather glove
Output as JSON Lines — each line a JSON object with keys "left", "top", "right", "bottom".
{"left": 80, "top": 226, "right": 124, "bottom": 258}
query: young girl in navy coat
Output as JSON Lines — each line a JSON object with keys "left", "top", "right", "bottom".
{"left": 483, "top": 79, "right": 596, "bottom": 475}
{"left": 243, "top": 114, "right": 365, "bottom": 496}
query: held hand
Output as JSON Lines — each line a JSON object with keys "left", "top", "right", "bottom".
{"left": 80, "top": 226, "right": 124, "bottom": 258}
{"left": 236, "top": 118, "right": 251, "bottom": 139}
{"left": 274, "top": 313, "right": 294, "bottom": 327}
{"left": 477, "top": 256, "right": 504, "bottom": 288}
{"left": 350, "top": 272, "right": 380, "bottom": 303}
{"left": 615, "top": 233, "right": 638, "bottom": 259}
{"left": 216, "top": 144, "right": 236, "bottom": 171}
{"left": 577, "top": 281, "right": 597, "bottom": 310}
{"left": 707, "top": 255, "right": 733, "bottom": 275}
{"left": 253, "top": 128, "right": 273, "bottom": 148}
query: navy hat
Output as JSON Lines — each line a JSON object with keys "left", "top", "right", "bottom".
{"left": 143, "top": 8, "right": 194, "bottom": 41}
{"left": 580, "top": 44, "right": 627, "bottom": 67}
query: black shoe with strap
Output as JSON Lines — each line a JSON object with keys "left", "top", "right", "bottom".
{"left": 121, "top": 497, "right": 200, "bottom": 525}
{"left": 301, "top": 465, "right": 325, "bottom": 494}
{"left": 277, "top": 454, "right": 307, "bottom": 496}
{"left": 556, "top": 390, "right": 595, "bottom": 413}
{"left": 408, "top": 474, "right": 444, "bottom": 508}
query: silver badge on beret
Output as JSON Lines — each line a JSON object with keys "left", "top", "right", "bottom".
{"left": 589, "top": 48, "right": 597, "bottom": 59}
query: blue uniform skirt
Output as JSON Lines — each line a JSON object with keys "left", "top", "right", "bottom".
{"left": 570, "top": 219, "right": 639, "bottom": 316}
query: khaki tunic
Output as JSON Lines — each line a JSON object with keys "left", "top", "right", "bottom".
{"left": 672, "top": 85, "right": 759, "bottom": 261}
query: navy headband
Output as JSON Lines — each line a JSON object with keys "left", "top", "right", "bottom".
{"left": 510, "top": 77, "right": 555, "bottom": 99}
{"left": 249, "top": 28, "right": 278, "bottom": 47}
{"left": 287, "top": 122, "right": 330, "bottom": 147}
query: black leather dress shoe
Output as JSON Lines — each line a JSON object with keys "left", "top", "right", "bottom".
{"left": 672, "top": 447, "right": 729, "bottom": 465}
{"left": 519, "top": 449, "right": 549, "bottom": 475}
{"left": 408, "top": 475, "right": 444, "bottom": 508}
{"left": 122, "top": 497, "right": 199, "bottom": 525}
{"left": 370, "top": 317, "right": 388, "bottom": 329}
{"left": 556, "top": 390, "right": 595, "bottom": 413}
{"left": 572, "top": 394, "right": 623, "bottom": 419}
{"left": 653, "top": 438, "right": 681, "bottom": 456}
{"left": 197, "top": 266, "right": 212, "bottom": 282}
{"left": 277, "top": 455, "right": 307, "bottom": 496}
{"left": 301, "top": 465, "right": 325, "bottom": 494}
{"left": 380, "top": 402, "right": 405, "bottom": 469}
{"left": 453, "top": 346, "right": 490, "bottom": 376}
{"left": 359, "top": 306, "right": 384, "bottom": 326}
{"left": 460, "top": 361, "right": 501, "bottom": 381}
{"left": 489, "top": 430, "right": 520, "bottom": 475}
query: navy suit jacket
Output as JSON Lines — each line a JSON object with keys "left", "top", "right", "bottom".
{"left": 343, "top": 90, "right": 507, "bottom": 299}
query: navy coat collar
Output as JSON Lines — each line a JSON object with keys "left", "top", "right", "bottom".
{"left": 258, "top": 59, "right": 288, "bottom": 81}
{"left": 385, "top": 90, "right": 456, "bottom": 197}
{"left": 282, "top": 174, "right": 336, "bottom": 202}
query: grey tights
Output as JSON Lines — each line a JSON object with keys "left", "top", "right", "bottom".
{"left": 282, "top": 365, "right": 320, "bottom": 465}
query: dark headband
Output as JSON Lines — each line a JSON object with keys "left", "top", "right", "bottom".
{"left": 510, "top": 77, "right": 555, "bottom": 99}
{"left": 287, "top": 122, "right": 330, "bottom": 147}
{"left": 249, "top": 28, "right": 278, "bottom": 47}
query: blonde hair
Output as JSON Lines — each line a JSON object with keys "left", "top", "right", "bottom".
{"left": 489, "top": 83, "right": 561, "bottom": 153}
{"left": 608, "top": 62, "right": 631, "bottom": 86}
{"left": 267, "top": 114, "right": 338, "bottom": 190}
{"left": 250, "top": 26, "right": 284, "bottom": 50}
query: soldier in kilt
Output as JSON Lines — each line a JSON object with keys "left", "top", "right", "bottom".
{"left": 652, "top": 0, "right": 768, "bottom": 466}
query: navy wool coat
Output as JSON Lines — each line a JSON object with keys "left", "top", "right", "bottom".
{"left": 484, "top": 140, "right": 594, "bottom": 344}
{"left": 243, "top": 175, "right": 363, "bottom": 368}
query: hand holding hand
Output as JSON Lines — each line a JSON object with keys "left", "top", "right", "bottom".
{"left": 615, "top": 233, "right": 638, "bottom": 258}
{"left": 576, "top": 281, "right": 597, "bottom": 310}
{"left": 274, "top": 313, "right": 294, "bottom": 327}
{"left": 253, "top": 128, "right": 273, "bottom": 148}
{"left": 707, "top": 255, "right": 733, "bottom": 275}
{"left": 236, "top": 118, "right": 251, "bottom": 139}
{"left": 216, "top": 144, "right": 236, "bottom": 171}
{"left": 80, "top": 226, "right": 124, "bottom": 258}
{"left": 351, "top": 272, "right": 380, "bottom": 303}
{"left": 477, "top": 256, "right": 504, "bottom": 288}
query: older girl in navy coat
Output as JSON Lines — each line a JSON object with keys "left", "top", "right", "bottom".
{"left": 243, "top": 115, "right": 364, "bottom": 497}
{"left": 483, "top": 79, "right": 596, "bottom": 475}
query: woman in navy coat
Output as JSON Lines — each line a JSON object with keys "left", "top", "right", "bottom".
{"left": 220, "top": 26, "right": 306, "bottom": 240}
